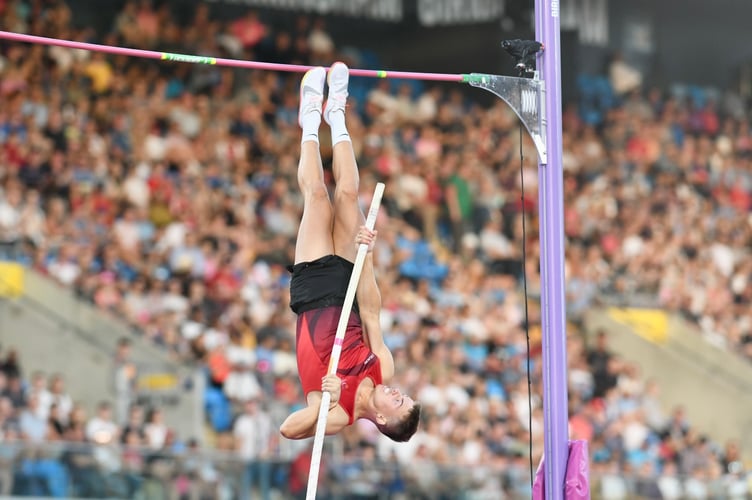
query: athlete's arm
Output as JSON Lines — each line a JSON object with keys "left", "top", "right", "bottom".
{"left": 355, "top": 228, "right": 395, "bottom": 382}
{"left": 280, "top": 375, "right": 349, "bottom": 439}
{"left": 279, "top": 396, "right": 349, "bottom": 439}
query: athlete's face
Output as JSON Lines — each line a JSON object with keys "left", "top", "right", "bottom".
{"left": 374, "top": 384, "right": 415, "bottom": 422}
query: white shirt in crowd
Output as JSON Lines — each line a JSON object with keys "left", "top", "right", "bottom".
{"left": 233, "top": 406, "right": 274, "bottom": 461}
{"left": 223, "top": 345, "right": 261, "bottom": 402}
{"left": 48, "top": 259, "right": 80, "bottom": 286}
{"left": 0, "top": 198, "right": 20, "bottom": 241}
{"left": 657, "top": 475, "right": 683, "bottom": 500}
{"left": 181, "top": 320, "right": 204, "bottom": 341}
{"left": 86, "top": 417, "right": 119, "bottom": 444}
{"left": 144, "top": 422, "right": 168, "bottom": 450}
{"left": 36, "top": 389, "right": 75, "bottom": 423}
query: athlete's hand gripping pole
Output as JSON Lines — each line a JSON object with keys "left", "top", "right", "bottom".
{"left": 305, "top": 182, "right": 385, "bottom": 500}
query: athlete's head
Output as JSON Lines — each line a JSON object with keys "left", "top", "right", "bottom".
{"left": 372, "top": 384, "right": 421, "bottom": 442}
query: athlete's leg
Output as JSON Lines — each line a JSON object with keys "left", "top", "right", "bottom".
{"left": 295, "top": 67, "right": 334, "bottom": 265}
{"left": 325, "top": 62, "right": 364, "bottom": 262}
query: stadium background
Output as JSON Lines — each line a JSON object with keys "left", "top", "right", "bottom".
{"left": 0, "top": 0, "right": 751, "bottom": 498}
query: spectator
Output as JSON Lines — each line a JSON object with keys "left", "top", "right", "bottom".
{"left": 288, "top": 442, "right": 326, "bottom": 500}
{"left": 0, "top": 395, "right": 14, "bottom": 435}
{"left": 657, "top": 461, "right": 684, "bottom": 500}
{"left": 0, "top": 349, "right": 22, "bottom": 380}
{"left": 120, "top": 404, "right": 145, "bottom": 445}
{"left": 27, "top": 371, "right": 49, "bottom": 420}
{"left": 2, "top": 375, "right": 25, "bottom": 409}
{"left": 18, "top": 395, "right": 47, "bottom": 443}
{"left": 608, "top": 51, "right": 643, "bottom": 97}
{"left": 0, "top": 183, "right": 22, "bottom": 258}
{"left": 683, "top": 466, "right": 710, "bottom": 499}
{"left": 0, "top": 423, "right": 16, "bottom": 495}
{"left": 587, "top": 330, "right": 616, "bottom": 398}
{"left": 143, "top": 407, "right": 170, "bottom": 450}
{"left": 223, "top": 333, "right": 262, "bottom": 403}
{"left": 62, "top": 413, "right": 107, "bottom": 498}
{"left": 85, "top": 401, "right": 119, "bottom": 445}
{"left": 47, "top": 403, "right": 65, "bottom": 439}
{"left": 234, "top": 398, "right": 275, "bottom": 500}
{"left": 120, "top": 429, "right": 144, "bottom": 497}
{"left": 64, "top": 403, "right": 88, "bottom": 441}
{"left": 229, "top": 10, "right": 267, "bottom": 51}
{"left": 46, "top": 374, "right": 73, "bottom": 426}
{"left": 179, "top": 438, "right": 221, "bottom": 498}
{"left": 113, "top": 338, "right": 137, "bottom": 425}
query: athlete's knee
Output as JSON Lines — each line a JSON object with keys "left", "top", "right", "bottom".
{"left": 334, "top": 184, "right": 359, "bottom": 205}
{"left": 301, "top": 181, "right": 330, "bottom": 203}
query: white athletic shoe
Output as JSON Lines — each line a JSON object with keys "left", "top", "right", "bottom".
{"left": 298, "top": 66, "right": 326, "bottom": 128}
{"left": 324, "top": 61, "right": 349, "bottom": 126}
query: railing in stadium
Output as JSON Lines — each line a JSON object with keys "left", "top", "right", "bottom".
{"left": 0, "top": 441, "right": 748, "bottom": 499}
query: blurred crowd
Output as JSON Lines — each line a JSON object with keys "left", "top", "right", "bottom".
{"left": 0, "top": 0, "right": 751, "bottom": 498}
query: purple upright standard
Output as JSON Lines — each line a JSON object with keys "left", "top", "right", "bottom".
{"left": 535, "top": 0, "right": 570, "bottom": 498}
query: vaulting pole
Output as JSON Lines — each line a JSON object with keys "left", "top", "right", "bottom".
{"left": 305, "top": 183, "right": 385, "bottom": 500}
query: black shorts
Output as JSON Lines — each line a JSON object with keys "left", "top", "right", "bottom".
{"left": 287, "top": 254, "right": 359, "bottom": 314}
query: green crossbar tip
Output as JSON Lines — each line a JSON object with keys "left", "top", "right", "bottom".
{"left": 462, "top": 73, "right": 490, "bottom": 84}
{"left": 161, "top": 52, "right": 216, "bottom": 65}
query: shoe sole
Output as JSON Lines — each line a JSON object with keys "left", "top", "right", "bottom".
{"left": 327, "top": 61, "right": 348, "bottom": 89}
{"left": 299, "top": 67, "right": 325, "bottom": 127}
{"left": 324, "top": 62, "right": 348, "bottom": 123}
{"left": 299, "top": 67, "right": 325, "bottom": 103}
